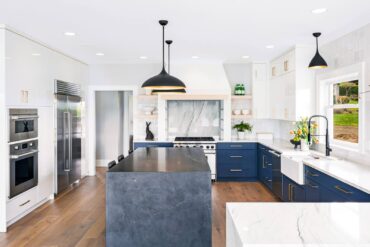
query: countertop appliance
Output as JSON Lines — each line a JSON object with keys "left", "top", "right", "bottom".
{"left": 54, "top": 80, "right": 82, "bottom": 194}
{"left": 9, "top": 109, "right": 38, "bottom": 143}
{"left": 9, "top": 140, "right": 38, "bottom": 198}
{"left": 173, "top": 137, "right": 216, "bottom": 180}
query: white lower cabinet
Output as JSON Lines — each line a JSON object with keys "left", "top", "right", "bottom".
{"left": 6, "top": 188, "right": 37, "bottom": 222}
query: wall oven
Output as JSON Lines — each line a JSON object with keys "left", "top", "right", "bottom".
{"left": 9, "top": 140, "right": 39, "bottom": 198}
{"left": 9, "top": 109, "right": 38, "bottom": 143}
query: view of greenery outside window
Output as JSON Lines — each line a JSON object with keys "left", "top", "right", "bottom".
{"left": 331, "top": 80, "right": 359, "bottom": 144}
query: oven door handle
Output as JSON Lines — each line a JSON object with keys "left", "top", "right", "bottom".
{"left": 10, "top": 150, "right": 39, "bottom": 159}
{"left": 10, "top": 115, "right": 39, "bottom": 120}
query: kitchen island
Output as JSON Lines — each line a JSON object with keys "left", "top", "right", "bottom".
{"left": 227, "top": 202, "right": 370, "bottom": 246}
{"left": 106, "top": 147, "right": 212, "bottom": 247}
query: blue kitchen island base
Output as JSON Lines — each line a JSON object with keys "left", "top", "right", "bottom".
{"left": 106, "top": 148, "right": 212, "bottom": 247}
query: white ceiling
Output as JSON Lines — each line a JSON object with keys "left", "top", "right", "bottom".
{"left": 1, "top": 0, "right": 370, "bottom": 64}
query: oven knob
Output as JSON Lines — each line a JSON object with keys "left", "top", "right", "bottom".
{"left": 193, "top": 145, "right": 197, "bottom": 148}
{"left": 14, "top": 145, "right": 19, "bottom": 150}
{"left": 200, "top": 145, "right": 203, "bottom": 148}
{"left": 29, "top": 143, "right": 33, "bottom": 147}
{"left": 211, "top": 146, "right": 214, "bottom": 149}
{"left": 206, "top": 146, "right": 209, "bottom": 149}
{"left": 186, "top": 145, "right": 189, "bottom": 148}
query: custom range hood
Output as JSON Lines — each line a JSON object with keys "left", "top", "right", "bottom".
{"left": 152, "top": 40, "right": 186, "bottom": 94}
{"left": 141, "top": 20, "right": 186, "bottom": 90}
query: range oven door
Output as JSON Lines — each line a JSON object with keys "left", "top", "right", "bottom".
{"left": 9, "top": 150, "right": 39, "bottom": 198}
{"left": 9, "top": 111, "right": 38, "bottom": 142}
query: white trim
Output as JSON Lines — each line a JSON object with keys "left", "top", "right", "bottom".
{"left": 316, "top": 62, "right": 365, "bottom": 153}
{"left": 87, "top": 85, "right": 137, "bottom": 176}
{"left": 96, "top": 159, "right": 111, "bottom": 167}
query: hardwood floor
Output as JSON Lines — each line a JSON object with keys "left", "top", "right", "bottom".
{"left": 0, "top": 168, "right": 278, "bottom": 247}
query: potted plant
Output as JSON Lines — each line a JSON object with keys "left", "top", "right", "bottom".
{"left": 233, "top": 121, "right": 253, "bottom": 140}
{"left": 289, "top": 117, "right": 318, "bottom": 151}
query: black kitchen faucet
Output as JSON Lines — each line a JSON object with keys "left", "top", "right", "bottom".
{"left": 308, "top": 115, "right": 333, "bottom": 156}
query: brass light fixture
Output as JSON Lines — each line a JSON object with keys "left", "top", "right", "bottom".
{"left": 308, "top": 32, "right": 328, "bottom": 69}
{"left": 141, "top": 20, "right": 186, "bottom": 90}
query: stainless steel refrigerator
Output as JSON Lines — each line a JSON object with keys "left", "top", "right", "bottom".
{"left": 54, "top": 80, "right": 82, "bottom": 194}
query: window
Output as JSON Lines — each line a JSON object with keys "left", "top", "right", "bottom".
{"left": 330, "top": 80, "right": 359, "bottom": 144}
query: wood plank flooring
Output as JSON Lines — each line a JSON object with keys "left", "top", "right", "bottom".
{"left": 0, "top": 168, "right": 278, "bottom": 247}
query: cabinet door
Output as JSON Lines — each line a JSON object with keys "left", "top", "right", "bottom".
{"left": 305, "top": 178, "right": 320, "bottom": 202}
{"left": 253, "top": 63, "right": 267, "bottom": 81}
{"left": 282, "top": 175, "right": 305, "bottom": 202}
{"left": 217, "top": 149, "right": 257, "bottom": 178}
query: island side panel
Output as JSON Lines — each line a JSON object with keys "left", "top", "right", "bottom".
{"left": 106, "top": 171, "right": 211, "bottom": 247}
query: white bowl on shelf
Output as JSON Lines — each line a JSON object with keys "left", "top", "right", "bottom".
{"left": 242, "top": 109, "right": 250, "bottom": 115}
{"left": 143, "top": 107, "right": 155, "bottom": 115}
{"left": 232, "top": 109, "right": 241, "bottom": 115}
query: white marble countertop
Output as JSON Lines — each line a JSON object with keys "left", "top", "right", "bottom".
{"left": 227, "top": 202, "right": 370, "bottom": 247}
{"left": 303, "top": 158, "right": 370, "bottom": 194}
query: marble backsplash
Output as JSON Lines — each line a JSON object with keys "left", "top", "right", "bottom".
{"left": 167, "top": 100, "right": 221, "bottom": 138}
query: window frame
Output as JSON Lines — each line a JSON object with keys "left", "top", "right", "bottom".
{"left": 317, "top": 63, "right": 365, "bottom": 153}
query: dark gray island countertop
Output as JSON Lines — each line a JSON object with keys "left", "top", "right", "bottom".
{"left": 109, "top": 147, "right": 210, "bottom": 173}
{"left": 106, "top": 147, "right": 212, "bottom": 247}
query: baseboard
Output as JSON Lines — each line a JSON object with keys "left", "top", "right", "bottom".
{"left": 96, "top": 159, "right": 110, "bottom": 167}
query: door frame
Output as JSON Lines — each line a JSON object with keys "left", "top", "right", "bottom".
{"left": 87, "top": 85, "right": 137, "bottom": 176}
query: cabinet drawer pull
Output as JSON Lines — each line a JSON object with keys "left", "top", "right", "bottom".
{"left": 147, "top": 145, "right": 158, "bottom": 147}
{"left": 229, "top": 145, "right": 242, "bottom": 148}
{"left": 307, "top": 183, "right": 319, "bottom": 189}
{"left": 262, "top": 156, "right": 266, "bottom": 168}
{"left": 19, "top": 200, "right": 30, "bottom": 207}
{"left": 267, "top": 163, "right": 272, "bottom": 166}
{"left": 230, "top": 169, "right": 242, "bottom": 172}
{"left": 265, "top": 177, "right": 272, "bottom": 182}
{"left": 306, "top": 171, "right": 319, "bottom": 177}
{"left": 230, "top": 155, "right": 243, "bottom": 158}
{"left": 335, "top": 185, "right": 353, "bottom": 194}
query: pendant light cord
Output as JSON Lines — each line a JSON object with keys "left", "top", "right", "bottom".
{"left": 316, "top": 37, "right": 319, "bottom": 52}
{"left": 162, "top": 25, "right": 165, "bottom": 70}
{"left": 168, "top": 42, "right": 170, "bottom": 74}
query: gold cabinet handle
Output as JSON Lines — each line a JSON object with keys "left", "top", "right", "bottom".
{"left": 288, "top": 184, "right": 292, "bottom": 201}
{"left": 307, "top": 183, "right": 319, "bottom": 189}
{"left": 335, "top": 185, "right": 353, "bottom": 194}
{"left": 306, "top": 170, "right": 319, "bottom": 177}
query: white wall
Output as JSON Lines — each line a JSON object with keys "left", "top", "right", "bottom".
{"left": 314, "top": 23, "right": 370, "bottom": 164}
{"left": 0, "top": 27, "right": 7, "bottom": 232}
{"left": 223, "top": 63, "right": 252, "bottom": 94}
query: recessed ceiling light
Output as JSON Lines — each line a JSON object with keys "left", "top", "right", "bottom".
{"left": 64, "top": 32, "right": 76, "bottom": 36}
{"left": 242, "top": 55, "right": 250, "bottom": 59}
{"left": 266, "top": 45, "right": 274, "bottom": 49}
{"left": 31, "top": 53, "right": 41, "bottom": 56}
{"left": 139, "top": 56, "right": 148, "bottom": 59}
{"left": 95, "top": 53, "right": 104, "bottom": 56}
{"left": 192, "top": 56, "right": 199, "bottom": 59}
{"left": 312, "top": 8, "right": 327, "bottom": 14}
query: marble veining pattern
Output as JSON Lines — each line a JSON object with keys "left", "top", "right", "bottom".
{"left": 227, "top": 203, "right": 370, "bottom": 246}
{"left": 167, "top": 100, "right": 221, "bottom": 137}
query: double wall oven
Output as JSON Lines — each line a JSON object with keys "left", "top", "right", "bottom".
{"left": 8, "top": 109, "right": 39, "bottom": 199}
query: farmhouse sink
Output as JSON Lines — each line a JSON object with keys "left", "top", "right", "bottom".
{"left": 281, "top": 153, "right": 337, "bottom": 185}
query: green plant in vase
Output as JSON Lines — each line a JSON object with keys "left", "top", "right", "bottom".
{"left": 233, "top": 121, "right": 253, "bottom": 140}
{"left": 289, "top": 117, "right": 318, "bottom": 151}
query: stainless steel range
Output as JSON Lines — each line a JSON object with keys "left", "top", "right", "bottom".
{"left": 174, "top": 137, "right": 216, "bottom": 180}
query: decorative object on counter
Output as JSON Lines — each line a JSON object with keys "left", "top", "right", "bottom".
{"left": 290, "top": 139, "right": 301, "bottom": 150}
{"left": 289, "top": 117, "right": 318, "bottom": 151}
{"left": 143, "top": 106, "right": 155, "bottom": 115}
{"left": 152, "top": 40, "right": 186, "bottom": 94}
{"left": 234, "top": 84, "right": 245, "bottom": 95}
{"left": 242, "top": 109, "right": 250, "bottom": 115}
{"left": 141, "top": 20, "right": 186, "bottom": 90}
{"left": 232, "top": 109, "right": 241, "bottom": 115}
{"left": 145, "top": 121, "right": 154, "bottom": 140}
{"left": 233, "top": 121, "right": 253, "bottom": 140}
{"left": 308, "top": 32, "right": 328, "bottom": 69}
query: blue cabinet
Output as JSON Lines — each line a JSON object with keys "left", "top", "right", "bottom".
{"left": 133, "top": 142, "right": 173, "bottom": 149}
{"left": 304, "top": 166, "right": 370, "bottom": 202}
{"left": 216, "top": 143, "right": 257, "bottom": 181}
{"left": 282, "top": 175, "right": 305, "bottom": 202}
{"left": 258, "top": 145, "right": 273, "bottom": 189}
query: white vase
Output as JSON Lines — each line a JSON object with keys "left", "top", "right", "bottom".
{"left": 300, "top": 141, "right": 310, "bottom": 151}
{"left": 237, "top": 131, "right": 245, "bottom": 140}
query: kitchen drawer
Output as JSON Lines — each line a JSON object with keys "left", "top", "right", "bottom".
{"left": 218, "top": 166, "right": 251, "bottom": 178}
{"left": 217, "top": 142, "right": 257, "bottom": 150}
{"left": 261, "top": 174, "right": 273, "bottom": 189}
{"left": 134, "top": 142, "right": 173, "bottom": 149}
{"left": 305, "top": 166, "right": 370, "bottom": 202}
{"left": 7, "top": 187, "right": 37, "bottom": 221}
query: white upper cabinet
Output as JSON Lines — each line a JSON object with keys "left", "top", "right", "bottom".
{"left": 4, "top": 30, "right": 87, "bottom": 107}
{"left": 269, "top": 46, "right": 315, "bottom": 121}
{"left": 252, "top": 62, "right": 270, "bottom": 119}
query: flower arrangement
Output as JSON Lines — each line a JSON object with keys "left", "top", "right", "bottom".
{"left": 290, "top": 117, "right": 319, "bottom": 145}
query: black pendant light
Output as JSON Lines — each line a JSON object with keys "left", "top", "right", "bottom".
{"left": 308, "top": 32, "right": 328, "bottom": 69}
{"left": 152, "top": 40, "right": 186, "bottom": 94}
{"left": 141, "top": 20, "right": 186, "bottom": 90}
